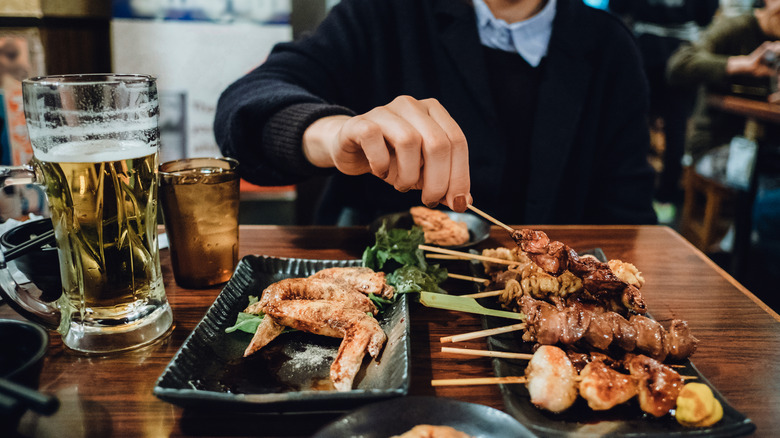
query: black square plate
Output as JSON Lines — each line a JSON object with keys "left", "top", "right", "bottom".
{"left": 153, "top": 255, "right": 410, "bottom": 413}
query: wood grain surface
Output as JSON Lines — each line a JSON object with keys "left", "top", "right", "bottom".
{"left": 2, "top": 225, "right": 778, "bottom": 437}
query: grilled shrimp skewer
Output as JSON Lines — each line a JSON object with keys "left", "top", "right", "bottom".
{"left": 524, "top": 346, "right": 684, "bottom": 416}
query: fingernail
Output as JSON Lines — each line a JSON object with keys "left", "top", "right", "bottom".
{"left": 453, "top": 194, "right": 467, "bottom": 212}
{"left": 379, "top": 170, "right": 389, "bottom": 179}
{"left": 424, "top": 201, "right": 439, "bottom": 208}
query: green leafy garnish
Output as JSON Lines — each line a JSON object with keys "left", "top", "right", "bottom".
{"left": 225, "top": 311, "right": 264, "bottom": 334}
{"left": 387, "top": 264, "right": 448, "bottom": 294}
{"left": 226, "top": 295, "right": 264, "bottom": 334}
{"left": 362, "top": 221, "right": 447, "bottom": 295}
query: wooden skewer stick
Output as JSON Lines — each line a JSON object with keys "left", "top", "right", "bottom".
{"left": 433, "top": 374, "right": 695, "bottom": 387}
{"left": 426, "top": 254, "right": 466, "bottom": 261}
{"left": 441, "top": 348, "right": 697, "bottom": 383}
{"left": 466, "top": 204, "right": 515, "bottom": 233}
{"left": 447, "top": 273, "right": 490, "bottom": 285}
{"left": 441, "top": 323, "right": 526, "bottom": 343}
{"left": 419, "top": 244, "right": 520, "bottom": 266}
{"left": 432, "top": 376, "right": 526, "bottom": 386}
{"left": 441, "top": 346, "right": 533, "bottom": 360}
{"left": 459, "top": 290, "right": 504, "bottom": 299}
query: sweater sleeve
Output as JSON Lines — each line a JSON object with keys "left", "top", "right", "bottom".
{"left": 213, "top": 0, "right": 380, "bottom": 186}
{"left": 666, "top": 14, "right": 758, "bottom": 88}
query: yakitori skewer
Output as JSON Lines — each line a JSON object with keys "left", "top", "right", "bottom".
{"left": 466, "top": 204, "right": 515, "bottom": 233}
{"left": 419, "top": 244, "right": 519, "bottom": 266}
{"left": 447, "top": 273, "right": 490, "bottom": 285}
{"left": 426, "top": 254, "right": 466, "bottom": 261}
{"left": 459, "top": 290, "right": 504, "bottom": 299}
{"left": 432, "top": 376, "right": 526, "bottom": 386}
{"left": 431, "top": 374, "right": 695, "bottom": 387}
{"left": 441, "top": 346, "right": 532, "bottom": 360}
{"left": 441, "top": 323, "right": 527, "bottom": 343}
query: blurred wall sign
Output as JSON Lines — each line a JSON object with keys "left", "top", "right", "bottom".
{"left": 0, "top": 30, "right": 46, "bottom": 166}
{"left": 111, "top": 0, "right": 291, "bottom": 160}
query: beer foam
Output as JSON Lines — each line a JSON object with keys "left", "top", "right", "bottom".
{"left": 35, "top": 139, "right": 156, "bottom": 163}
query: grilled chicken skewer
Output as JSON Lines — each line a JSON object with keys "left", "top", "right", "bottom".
{"left": 519, "top": 294, "right": 698, "bottom": 362}
{"left": 465, "top": 205, "right": 647, "bottom": 314}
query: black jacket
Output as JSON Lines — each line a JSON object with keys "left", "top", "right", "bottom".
{"left": 215, "top": 0, "right": 657, "bottom": 225}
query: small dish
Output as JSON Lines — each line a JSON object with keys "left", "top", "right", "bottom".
{"left": 313, "top": 396, "right": 533, "bottom": 438}
{"left": 369, "top": 210, "right": 490, "bottom": 249}
{"left": 0, "top": 218, "right": 61, "bottom": 302}
{"left": 0, "top": 319, "right": 50, "bottom": 430}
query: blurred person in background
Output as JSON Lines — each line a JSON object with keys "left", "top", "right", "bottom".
{"left": 667, "top": 0, "right": 780, "bottom": 170}
{"left": 216, "top": 0, "right": 658, "bottom": 226}
{"left": 609, "top": 0, "right": 719, "bottom": 224}
{"left": 667, "top": 0, "right": 780, "bottom": 310}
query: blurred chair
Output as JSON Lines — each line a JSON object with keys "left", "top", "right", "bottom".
{"left": 679, "top": 166, "right": 737, "bottom": 252}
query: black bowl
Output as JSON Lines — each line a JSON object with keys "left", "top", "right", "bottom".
{"left": 0, "top": 319, "right": 49, "bottom": 430}
{"left": 0, "top": 218, "right": 61, "bottom": 302}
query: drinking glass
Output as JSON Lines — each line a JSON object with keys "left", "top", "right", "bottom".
{"left": 159, "top": 157, "right": 240, "bottom": 288}
{"left": 0, "top": 74, "right": 173, "bottom": 353}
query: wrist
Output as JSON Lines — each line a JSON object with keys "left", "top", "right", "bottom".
{"left": 302, "top": 115, "right": 350, "bottom": 168}
{"left": 726, "top": 56, "right": 748, "bottom": 75}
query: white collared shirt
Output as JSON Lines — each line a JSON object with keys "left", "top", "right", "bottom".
{"left": 473, "top": 0, "right": 557, "bottom": 67}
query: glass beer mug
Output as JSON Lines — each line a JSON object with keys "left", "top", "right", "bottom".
{"left": 0, "top": 74, "right": 173, "bottom": 353}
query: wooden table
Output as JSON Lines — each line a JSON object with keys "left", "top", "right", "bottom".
{"left": 2, "top": 225, "right": 779, "bottom": 437}
{"left": 706, "top": 94, "right": 780, "bottom": 126}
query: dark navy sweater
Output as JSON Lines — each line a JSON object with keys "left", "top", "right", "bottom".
{"left": 215, "top": 0, "right": 657, "bottom": 225}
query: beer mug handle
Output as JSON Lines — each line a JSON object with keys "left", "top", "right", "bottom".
{"left": 0, "top": 165, "right": 59, "bottom": 329}
{"left": 0, "top": 165, "right": 36, "bottom": 186}
{"left": 0, "top": 251, "right": 60, "bottom": 330}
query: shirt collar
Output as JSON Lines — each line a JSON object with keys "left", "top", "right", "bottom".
{"left": 473, "top": 0, "right": 556, "bottom": 67}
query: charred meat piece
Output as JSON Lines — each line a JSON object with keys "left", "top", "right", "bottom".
{"left": 630, "top": 315, "right": 669, "bottom": 362}
{"left": 626, "top": 354, "right": 684, "bottom": 417}
{"left": 667, "top": 320, "right": 699, "bottom": 361}
{"left": 579, "top": 360, "right": 638, "bottom": 411}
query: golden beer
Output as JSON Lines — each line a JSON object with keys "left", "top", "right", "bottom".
{"left": 35, "top": 139, "right": 166, "bottom": 325}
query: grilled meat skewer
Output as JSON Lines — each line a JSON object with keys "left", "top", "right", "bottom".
{"left": 519, "top": 295, "right": 698, "bottom": 361}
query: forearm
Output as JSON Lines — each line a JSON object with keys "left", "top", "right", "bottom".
{"left": 667, "top": 43, "right": 730, "bottom": 87}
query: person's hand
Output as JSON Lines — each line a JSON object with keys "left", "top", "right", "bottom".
{"left": 302, "top": 95, "right": 471, "bottom": 212}
{"left": 725, "top": 41, "right": 780, "bottom": 78}
{"left": 757, "top": 0, "right": 780, "bottom": 40}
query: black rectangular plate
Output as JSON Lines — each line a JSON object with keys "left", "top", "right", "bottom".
{"left": 154, "top": 255, "right": 410, "bottom": 413}
{"left": 472, "top": 249, "right": 755, "bottom": 437}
